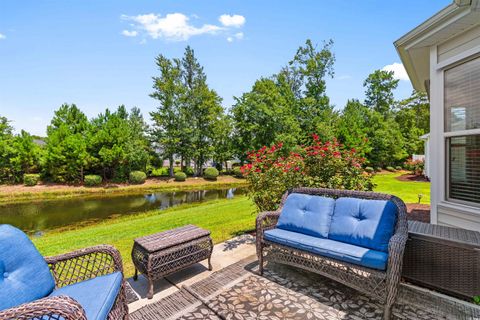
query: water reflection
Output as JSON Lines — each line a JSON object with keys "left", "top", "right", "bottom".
{"left": 0, "top": 188, "right": 245, "bottom": 234}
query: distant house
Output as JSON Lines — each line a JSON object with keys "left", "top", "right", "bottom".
{"left": 396, "top": 0, "right": 480, "bottom": 231}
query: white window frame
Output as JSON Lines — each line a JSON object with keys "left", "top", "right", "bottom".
{"left": 439, "top": 51, "right": 480, "bottom": 207}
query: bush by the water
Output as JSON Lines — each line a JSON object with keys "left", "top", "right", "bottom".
{"left": 233, "top": 167, "right": 243, "bottom": 178}
{"left": 174, "top": 172, "right": 187, "bottom": 182}
{"left": 129, "top": 171, "right": 147, "bottom": 184}
{"left": 364, "top": 167, "right": 374, "bottom": 173}
{"left": 23, "top": 174, "right": 40, "bottom": 186}
{"left": 386, "top": 166, "right": 396, "bottom": 172}
{"left": 84, "top": 174, "right": 102, "bottom": 187}
{"left": 241, "top": 135, "right": 374, "bottom": 211}
{"left": 204, "top": 167, "right": 219, "bottom": 181}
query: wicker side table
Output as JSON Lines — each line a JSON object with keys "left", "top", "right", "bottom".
{"left": 403, "top": 220, "right": 480, "bottom": 300}
{"left": 131, "top": 224, "right": 213, "bottom": 299}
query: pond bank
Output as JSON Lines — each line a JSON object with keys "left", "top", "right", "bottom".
{"left": 33, "top": 196, "right": 257, "bottom": 277}
{"left": 0, "top": 176, "right": 248, "bottom": 205}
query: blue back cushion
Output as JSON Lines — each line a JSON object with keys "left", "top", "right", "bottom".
{"left": 277, "top": 193, "right": 335, "bottom": 238}
{"left": 0, "top": 225, "right": 55, "bottom": 311}
{"left": 328, "top": 198, "right": 397, "bottom": 252}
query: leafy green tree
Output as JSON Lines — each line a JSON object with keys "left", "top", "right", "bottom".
{"left": 288, "top": 39, "right": 337, "bottom": 139}
{"left": 212, "top": 114, "right": 234, "bottom": 170}
{"left": 180, "top": 46, "right": 225, "bottom": 176}
{"left": 336, "top": 99, "right": 372, "bottom": 158}
{"left": 367, "top": 112, "right": 407, "bottom": 167}
{"left": 150, "top": 54, "right": 184, "bottom": 177}
{"left": 11, "top": 130, "right": 42, "bottom": 175}
{"left": 395, "top": 91, "right": 430, "bottom": 155}
{"left": 363, "top": 70, "right": 399, "bottom": 116}
{"left": 89, "top": 106, "right": 149, "bottom": 181}
{"left": 43, "top": 104, "right": 91, "bottom": 182}
{"left": 0, "top": 116, "right": 17, "bottom": 182}
{"left": 231, "top": 78, "right": 301, "bottom": 163}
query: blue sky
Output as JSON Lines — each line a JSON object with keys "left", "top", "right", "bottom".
{"left": 0, "top": 0, "right": 450, "bottom": 136}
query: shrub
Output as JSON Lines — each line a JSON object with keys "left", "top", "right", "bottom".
{"left": 364, "top": 167, "right": 374, "bottom": 174}
{"left": 84, "top": 174, "right": 102, "bottom": 187}
{"left": 184, "top": 167, "right": 195, "bottom": 176}
{"left": 404, "top": 159, "right": 425, "bottom": 175}
{"left": 129, "top": 171, "right": 147, "bottom": 184}
{"left": 374, "top": 167, "right": 382, "bottom": 172}
{"left": 233, "top": 167, "right": 244, "bottom": 178}
{"left": 23, "top": 174, "right": 40, "bottom": 186}
{"left": 241, "top": 135, "right": 374, "bottom": 211}
{"left": 204, "top": 167, "right": 219, "bottom": 181}
{"left": 386, "top": 166, "right": 396, "bottom": 172}
{"left": 174, "top": 171, "right": 187, "bottom": 182}
{"left": 395, "top": 166, "right": 402, "bottom": 171}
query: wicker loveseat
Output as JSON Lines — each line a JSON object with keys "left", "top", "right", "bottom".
{"left": 0, "top": 224, "right": 128, "bottom": 320}
{"left": 256, "top": 188, "right": 408, "bottom": 320}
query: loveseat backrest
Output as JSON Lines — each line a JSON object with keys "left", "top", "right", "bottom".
{"left": 277, "top": 188, "right": 408, "bottom": 247}
{"left": 0, "top": 225, "right": 55, "bottom": 311}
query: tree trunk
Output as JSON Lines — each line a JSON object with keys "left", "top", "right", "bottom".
{"left": 169, "top": 155, "right": 174, "bottom": 177}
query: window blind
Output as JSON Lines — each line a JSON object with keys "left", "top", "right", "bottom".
{"left": 448, "top": 135, "right": 480, "bottom": 204}
{"left": 444, "top": 56, "right": 480, "bottom": 132}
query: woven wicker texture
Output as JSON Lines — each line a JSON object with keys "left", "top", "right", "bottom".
{"left": 134, "top": 225, "right": 210, "bottom": 253}
{"left": 0, "top": 245, "right": 128, "bottom": 320}
{"left": 132, "top": 225, "right": 213, "bottom": 299}
{"left": 256, "top": 187, "right": 408, "bottom": 320}
{"left": 403, "top": 220, "right": 480, "bottom": 299}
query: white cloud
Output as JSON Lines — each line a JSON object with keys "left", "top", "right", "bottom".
{"left": 0, "top": 33, "right": 6, "bottom": 40}
{"left": 122, "top": 13, "right": 222, "bottom": 41}
{"left": 382, "top": 62, "right": 409, "bottom": 81}
{"left": 227, "top": 37, "right": 233, "bottom": 43}
{"left": 336, "top": 75, "right": 352, "bottom": 80}
{"left": 219, "top": 14, "right": 245, "bottom": 28}
{"left": 234, "top": 32, "right": 244, "bottom": 40}
{"left": 121, "top": 30, "right": 138, "bottom": 37}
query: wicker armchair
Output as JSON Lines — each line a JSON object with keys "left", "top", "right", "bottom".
{"left": 0, "top": 244, "right": 129, "bottom": 320}
{"left": 256, "top": 188, "right": 408, "bottom": 320}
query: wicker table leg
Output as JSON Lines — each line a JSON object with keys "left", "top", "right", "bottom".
{"left": 208, "top": 239, "right": 213, "bottom": 271}
{"left": 147, "top": 278, "right": 154, "bottom": 299}
{"left": 133, "top": 268, "right": 138, "bottom": 281}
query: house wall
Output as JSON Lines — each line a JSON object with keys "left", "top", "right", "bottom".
{"left": 429, "top": 25, "right": 480, "bottom": 232}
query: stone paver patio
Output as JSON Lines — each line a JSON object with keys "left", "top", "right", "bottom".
{"left": 126, "top": 235, "right": 480, "bottom": 320}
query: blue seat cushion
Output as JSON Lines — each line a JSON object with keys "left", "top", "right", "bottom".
{"left": 328, "top": 198, "right": 397, "bottom": 252}
{"left": 49, "top": 272, "right": 122, "bottom": 320}
{"left": 264, "top": 228, "right": 388, "bottom": 270}
{"left": 276, "top": 193, "right": 335, "bottom": 238}
{"left": 0, "top": 225, "right": 55, "bottom": 311}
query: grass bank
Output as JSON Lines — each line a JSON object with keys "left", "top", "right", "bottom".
{"left": 0, "top": 176, "right": 248, "bottom": 205}
{"left": 373, "top": 171, "right": 430, "bottom": 204}
{"left": 33, "top": 196, "right": 256, "bottom": 276}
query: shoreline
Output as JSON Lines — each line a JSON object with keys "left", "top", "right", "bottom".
{"left": 0, "top": 176, "right": 248, "bottom": 205}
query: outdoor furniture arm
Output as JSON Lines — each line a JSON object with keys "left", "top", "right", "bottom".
{"left": 0, "top": 295, "right": 87, "bottom": 320}
{"left": 256, "top": 211, "right": 281, "bottom": 237}
{"left": 45, "top": 244, "right": 124, "bottom": 288}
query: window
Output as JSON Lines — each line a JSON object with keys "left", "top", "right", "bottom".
{"left": 445, "top": 56, "right": 480, "bottom": 205}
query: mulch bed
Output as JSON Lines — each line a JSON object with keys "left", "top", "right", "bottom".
{"left": 406, "top": 203, "right": 430, "bottom": 223}
{"left": 396, "top": 174, "right": 430, "bottom": 182}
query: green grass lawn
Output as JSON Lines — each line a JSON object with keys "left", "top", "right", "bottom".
{"left": 33, "top": 196, "right": 256, "bottom": 276}
{"left": 373, "top": 171, "right": 430, "bottom": 204}
{"left": 31, "top": 171, "right": 428, "bottom": 276}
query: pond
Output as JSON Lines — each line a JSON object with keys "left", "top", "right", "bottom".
{"left": 0, "top": 188, "right": 245, "bottom": 235}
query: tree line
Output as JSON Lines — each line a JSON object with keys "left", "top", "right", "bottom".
{"left": 0, "top": 40, "right": 429, "bottom": 184}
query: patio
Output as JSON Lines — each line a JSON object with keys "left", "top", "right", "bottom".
{"left": 126, "top": 234, "right": 480, "bottom": 320}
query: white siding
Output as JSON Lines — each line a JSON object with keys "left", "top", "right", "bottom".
{"left": 429, "top": 28, "right": 480, "bottom": 232}
{"left": 437, "top": 24, "right": 480, "bottom": 63}
{"left": 437, "top": 203, "right": 480, "bottom": 231}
